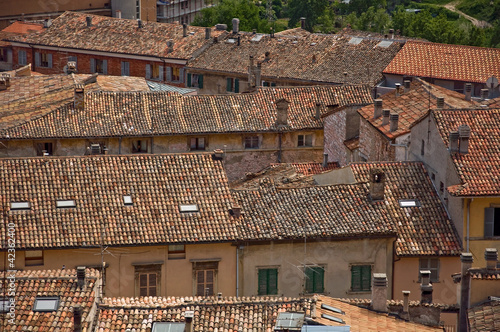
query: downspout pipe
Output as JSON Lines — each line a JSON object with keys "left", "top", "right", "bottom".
{"left": 236, "top": 244, "right": 243, "bottom": 297}
{"left": 467, "top": 198, "right": 473, "bottom": 252}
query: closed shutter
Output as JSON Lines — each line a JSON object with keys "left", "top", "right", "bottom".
{"left": 361, "top": 265, "right": 371, "bottom": 291}
{"left": 159, "top": 65, "right": 164, "bottom": 81}
{"left": 146, "top": 64, "right": 151, "bottom": 79}
{"left": 103, "top": 60, "right": 108, "bottom": 74}
{"left": 179, "top": 68, "right": 184, "bottom": 83}
{"left": 198, "top": 74, "right": 203, "bottom": 88}
{"left": 187, "top": 73, "right": 192, "bottom": 87}
{"left": 18, "top": 50, "right": 26, "bottom": 65}
{"left": 485, "top": 208, "right": 495, "bottom": 237}
{"left": 258, "top": 269, "right": 267, "bottom": 295}
{"left": 121, "top": 62, "right": 125, "bottom": 76}
{"left": 226, "top": 78, "right": 232, "bottom": 92}
{"left": 315, "top": 267, "right": 324, "bottom": 293}
{"left": 167, "top": 67, "right": 172, "bottom": 81}
{"left": 351, "top": 266, "right": 361, "bottom": 291}
{"left": 234, "top": 78, "right": 239, "bottom": 93}
{"left": 47, "top": 54, "right": 52, "bottom": 68}
{"left": 271, "top": 82, "right": 276, "bottom": 87}
{"left": 35, "top": 52, "right": 40, "bottom": 67}
{"left": 268, "top": 268, "right": 278, "bottom": 294}
{"left": 305, "top": 267, "right": 314, "bottom": 293}
{"left": 90, "top": 58, "right": 96, "bottom": 73}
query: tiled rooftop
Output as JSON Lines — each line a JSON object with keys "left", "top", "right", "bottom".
{"left": 383, "top": 41, "right": 500, "bottom": 83}
{"left": 432, "top": 109, "right": 500, "bottom": 196}
{"left": 270, "top": 161, "right": 339, "bottom": 175}
{"left": 314, "top": 295, "right": 443, "bottom": 331}
{"left": 358, "top": 78, "right": 478, "bottom": 139}
{"left": 0, "top": 21, "right": 43, "bottom": 47}
{"left": 97, "top": 296, "right": 313, "bottom": 332}
{"left": 5, "top": 11, "right": 225, "bottom": 60}
{"left": 1, "top": 85, "right": 372, "bottom": 139}
{"left": 188, "top": 30, "right": 403, "bottom": 85}
{"left": 350, "top": 162, "right": 462, "bottom": 256}
{"left": 468, "top": 299, "right": 500, "bottom": 332}
{"left": 0, "top": 268, "right": 99, "bottom": 331}
{"left": 0, "top": 154, "right": 238, "bottom": 249}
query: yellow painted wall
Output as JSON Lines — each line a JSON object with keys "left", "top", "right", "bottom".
{"left": 470, "top": 279, "right": 500, "bottom": 306}
{"left": 393, "top": 256, "right": 460, "bottom": 305}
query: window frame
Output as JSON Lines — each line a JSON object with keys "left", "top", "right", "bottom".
{"left": 121, "top": 61, "right": 130, "bottom": 76}
{"left": 244, "top": 135, "right": 260, "bottom": 149}
{"left": 134, "top": 264, "right": 161, "bottom": 297}
{"left": 485, "top": 207, "right": 500, "bottom": 238}
{"left": 297, "top": 134, "right": 313, "bottom": 147}
{"left": 0, "top": 48, "right": 7, "bottom": 62}
{"left": 304, "top": 265, "right": 325, "bottom": 294}
{"left": 192, "top": 261, "right": 218, "bottom": 296}
{"left": 419, "top": 258, "right": 440, "bottom": 282}
{"left": 35, "top": 142, "right": 53, "bottom": 156}
{"left": 33, "top": 297, "right": 59, "bottom": 312}
{"left": 132, "top": 139, "right": 148, "bottom": 153}
{"left": 226, "top": 77, "right": 240, "bottom": 93}
{"left": 350, "top": 264, "right": 372, "bottom": 292}
{"left": 189, "top": 137, "right": 207, "bottom": 151}
{"left": 257, "top": 267, "right": 278, "bottom": 295}
{"left": 25, "top": 250, "right": 44, "bottom": 266}
{"left": 91, "top": 58, "right": 107, "bottom": 74}
{"left": 18, "top": 49, "right": 27, "bottom": 65}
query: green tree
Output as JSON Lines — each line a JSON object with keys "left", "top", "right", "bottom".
{"left": 288, "top": 0, "right": 329, "bottom": 31}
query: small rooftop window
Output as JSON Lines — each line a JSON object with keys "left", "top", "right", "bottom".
{"left": 377, "top": 40, "right": 393, "bottom": 48}
{"left": 321, "top": 313, "right": 346, "bottom": 324}
{"left": 348, "top": 37, "right": 363, "bottom": 45}
{"left": 56, "top": 200, "right": 76, "bottom": 208}
{"left": 179, "top": 204, "right": 199, "bottom": 213}
{"left": 251, "top": 34, "right": 264, "bottom": 42}
{"left": 10, "top": 202, "right": 30, "bottom": 211}
{"left": 123, "top": 195, "right": 133, "bottom": 206}
{"left": 275, "top": 312, "right": 305, "bottom": 330}
{"left": 0, "top": 299, "right": 11, "bottom": 313}
{"left": 321, "top": 303, "right": 344, "bottom": 315}
{"left": 152, "top": 322, "right": 186, "bottom": 332}
{"left": 399, "top": 199, "right": 421, "bottom": 208}
{"left": 33, "top": 297, "right": 59, "bottom": 312}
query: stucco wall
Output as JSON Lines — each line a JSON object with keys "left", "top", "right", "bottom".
{"left": 238, "top": 237, "right": 394, "bottom": 299}
{"left": 323, "top": 109, "right": 347, "bottom": 166}
{"left": 470, "top": 279, "right": 500, "bottom": 306}
{"left": 358, "top": 118, "right": 394, "bottom": 162}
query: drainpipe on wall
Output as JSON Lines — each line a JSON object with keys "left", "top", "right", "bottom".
{"left": 236, "top": 244, "right": 243, "bottom": 297}
{"left": 466, "top": 198, "right": 473, "bottom": 252}
{"left": 277, "top": 132, "right": 282, "bottom": 163}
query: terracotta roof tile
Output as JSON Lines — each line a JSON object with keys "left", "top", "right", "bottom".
{"left": 0, "top": 154, "right": 237, "bottom": 249}
{"left": 6, "top": 12, "right": 225, "bottom": 60}
{"left": 350, "top": 162, "right": 462, "bottom": 256}
{"left": 1, "top": 85, "right": 372, "bottom": 139}
{"left": 432, "top": 109, "right": 500, "bottom": 196}
{"left": 468, "top": 299, "right": 500, "bottom": 332}
{"left": 0, "top": 268, "right": 99, "bottom": 331}
{"left": 270, "top": 162, "right": 339, "bottom": 175}
{"left": 383, "top": 41, "right": 500, "bottom": 83}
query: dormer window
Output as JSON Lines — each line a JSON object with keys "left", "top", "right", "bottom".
{"left": 56, "top": 200, "right": 76, "bottom": 208}
{"left": 33, "top": 297, "right": 59, "bottom": 312}
{"left": 179, "top": 204, "right": 199, "bottom": 213}
{"left": 399, "top": 199, "right": 421, "bottom": 208}
{"left": 10, "top": 202, "right": 30, "bottom": 211}
{"left": 123, "top": 195, "right": 133, "bottom": 206}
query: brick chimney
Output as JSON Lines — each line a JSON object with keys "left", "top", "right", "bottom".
{"left": 485, "top": 248, "right": 498, "bottom": 270}
{"left": 459, "top": 253, "right": 473, "bottom": 332}
{"left": 464, "top": 83, "right": 472, "bottom": 101}
{"left": 449, "top": 131, "right": 459, "bottom": 153}
{"left": 275, "top": 99, "right": 289, "bottom": 127}
{"left": 74, "top": 84, "right": 85, "bottom": 110}
{"left": 315, "top": 102, "right": 321, "bottom": 120}
{"left": 436, "top": 97, "right": 445, "bottom": 109}
{"left": 403, "top": 80, "right": 411, "bottom": 93}
{"left": 371, "top": 273, "right": 388, "bottom": 312}
{"left": 369, "top": 168, "right": 385, "bottom": 201}
{"left": 183, "top": 23, "right": 187, "bottom": 37}
{"left": 373, "top": 99, "right": 383, "bottom": 119}
{"left": 232, "top": 18, "right": 240, "bottom": 34}
{"left": 390, "top": 113, "right": 399, "bottom": 132}
{"left": 73, "top": 305, "right": 82, "bottom": 332}
{"left": 395, "top": 83, "right": 401, "bottom": 97}
{"left": 86, "top": 16, "right": 92, "bottom": 27}
{"left": 205, "top": 27, "right": 211, "bottom": 39}
{"left": 480, "top": 88, "right": 489, "bottom": 100}
{"left": 77, "top": 266, "right": 86, "bottom": 289}
{"left": 458, "top": 124, "right": 470, "bottom": 154}
{"left": 322, "top": 153, "right": 328, "bottom": 168}
{"left": 300, "top": 17, "right": 306, "bottom": 29}
{"left": 420, "top": 270, "right": 433, "bottom": 304}
{"left": 382, "top": 109, "right": 390, "bottom": 126}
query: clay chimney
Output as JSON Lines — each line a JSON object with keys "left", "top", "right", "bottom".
{"left": 116, "top": 10, "right": 122, "bottom": 19}
{"left": 275, "top": 99, "right": 289, "bottom": 127}
{"left": 464, "top": 83, "right": 472, "bottom": 101}
{"left": 322, "top": 153, "right": 328, "bottom": 168}
{"left": 403, "top": 80, "right": 411, "bottom": 93}
{"left": 390, "top": 113, "right": 399, "bottom": 132}
{"left": 485, "top": 248, "right": 498, "bottom": 270}
{"left": 183, "top": 23, "right": 187, "bottom": 37}
{"left": 77, "top": 266, "right": 86, "bottom": 289}
{"left": 300, "top": 17, "right": 306, "bottom": 29}
{"left": 73, "top": 305, "right": 82, "bottom": 332}
{"left": 480, "top": 88, "right": 489, "bottom": 100}
{"left": 74, "top": 84, "right": 85, "bottom": 110}
{"left": 458, "top": 124, "right": 470, "bottom": 154}
{"left": 373, "top": 99, "right": 383, "bottom": 119}
{"left": 382, "top": 109, "right": 390, "bottom": 126}
{"left": 205, "top": 27, "right": 211, "bottom": 39}
{"left": 420, "top": 270, "right": 433, "bottom": 304}
{"left": 86, "top": 16, "right": 92, "bottom": 27}
{"left": 395, "top": 83, "right": 401, "bottom": 97}
{"left": 369, "top": 168, "right": 385, "bottom": 201}
{"left": 315, "top": 102, "right": 321, "bottom": 120}
{"left": 449, "top": 131, "right": 459, "bottom": 153}
{"left": 459, "top": 253, "right": 473, "bottom": 331}
{"left": 436, "top": 97, "right": 445, "bottom": 109}
{"left": 232, "top": 18, "right": 240, "bottom": 34}
{"left": 371, "top": 273, "right": 388, "bottom": 312}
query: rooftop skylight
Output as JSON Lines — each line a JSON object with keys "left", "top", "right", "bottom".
{"left": 179, "top": 204, "right": 199, "bottom": 213}
{"left": 399, "top": 199, "right": 421, "bottom": 208}
{"left": 123, "top": 195, "right": 133, "bottom": 206}
{"left": 56, "top": 200, "right": 76, "bottom": 208}
{"left": 348, "top": 37, "right": 363, "bottom": 45}
{"left": 152, "top": 322, "right": 186, "bottom": 332}
{"left": 321, "top": 313, "right": 346, "bottom": 324}
{"left": 10, "top": 202, "right": 30, "bottom": 211}
{"left": 33, "top": 297, "right": 59, "bottom": 312}
{"left": 377, "top": 40, "right": 393, "bottom": 48}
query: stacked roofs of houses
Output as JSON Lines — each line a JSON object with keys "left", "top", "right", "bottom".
{"left": 431, "top": 109, "right": 500, "bottom": 196}
{"left": 0, "top": 85, "right": 372, "bottom": 139}
{"left": 5, "top": 11, "right": 226, "bottom": 60}
{"left": 188, "top": 29, "right": 404, "bottom": 86}
{"left": 0, "top": 154, "right": 238, "bottom": 249}
{"left": 359, "top": 78, "right": 478, "bottom": 139}
{"left": 468, "top": 299, "right": 500, "bottom": 332}
{"left": 0, "top": 268, "right": 99, "bottom": 331}
{"left": 0, "top": 21, "right": 43, "bottom": 47}
{"left": 97, "top": 296, "right": 313, "bottom": 331}
{"left": 270, "top": 161, "right": 339, "bottom": 175}
{"left": 383, "top": 41, "right": 500, "bottom": 83}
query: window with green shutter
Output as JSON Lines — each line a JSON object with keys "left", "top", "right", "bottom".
{"left": 351, "top": 265, "right": 371, "bottom": 292}
{"left": 258, "top": 268, "right": 278, "bottom": 295}
{"left": 304, "top": 266, "right": 324, "bottom": 294}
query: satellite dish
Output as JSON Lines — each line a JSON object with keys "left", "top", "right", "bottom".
{"left": 486, "top": 76, "right": 499, "bottom": 89}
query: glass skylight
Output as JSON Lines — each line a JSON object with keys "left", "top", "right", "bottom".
{"left": 399, "top": 199, "right": 420, "bottom": 208}
{"left": 56, "top": 200, "right": 76, "bottom": 208}
{"left": 179, "top": 204, "right": 199, "bottom": 213}
{"left": 10, "top": 202, "right": 30, "bottom": 210}
{"left": 33, "top": 297, "right": 59, "bottom": 312}
{"left": 123, "top": 195, "right": 133, "bottom": 206}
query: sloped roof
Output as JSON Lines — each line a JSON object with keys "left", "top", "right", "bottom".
{"left": 188, "top": 31, "right": 403, "bottom": 85}
{"left": 0, "top": 21, "right": 43, "bottom": 47}
{"left": 5, "top": 11, "right": 225, "bottom": 60}
{"left": 314, "top": 295, "right": 442, "bottom": 331}
{"left": 432, "top": 109, "right": 500, "bottom": 196}
{"left": 97, "top": 296, "right": 313, "bottom": 331}
{"left": 0, "top": 85, "right": 372, "bottom": 139}
{"left": 270, "top": 162, "right": 339, "bottom": 175}
{"left": 468, "top": 299, "right": 500, "bottom": 332}
{"left": 0, "top": 268, "right": 99, "bottom": 331}
{"left": 358, "top": 78, "right": 478, "bottom": 139}
{"left": 383, "top": 41, "right": 500, "bottom": 83}
{"left": 0, "top": 154, "right": 238, "bottom": 249}
{"left": 350, "top": 162, "right": 462, "bottom": 256}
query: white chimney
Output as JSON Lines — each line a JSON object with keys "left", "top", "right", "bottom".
{"left": 232, "top": 18, "right": 240, "bottom": 34}
{"left": 373, "top": 99, "right": 383, "bottom": 119}
{"left": 395, "top": 83, "right": 401, "bottom": 97}
{"left": 420, "top": 270, "right": 433, "bottom": 304}
{"left": 464, "top": 83, "right": 472, "bottom": 101}
{"left": 371, "top": 273, "right": 388, "bottom": 312}
{"left": 116, "top": 10, "right": 122, "bottom": 19}
{"left": 382, "top": 109, "right": 390, "bottom": 126}
{"left": 390, "top": 113, "right": 399, "bottom": 132}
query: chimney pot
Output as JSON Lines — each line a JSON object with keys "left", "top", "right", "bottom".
{"left": 449, "top": 131, "right": 459, "bottom": 153}
{"left": 371, "top": 273, "right": 388, "bottom": 312}
{"left": 86, "top": 16, "right": 92, "bottom": 27}
{"left": 1, "top": 73, "right": 11, "bottom": 87}
{"left": 369, "top": 168, "right": 385, "bottom": 201}
{"left": 373, "top": 99, "right": 383, "bottom": 119}
{"left": 403, "top": 80, "right": 410, "bottom": 92}
{"left": 218, "top": 292, "right": 223, "bottom": 300}
{"left": 315, "top": 102, "right": 321, "bottom": 120}
{"left": 420, "top": 270, "right": 433, "bottom": 304}
{"left": 205, "top": 27, "right": 211, "bottom": 39}
{"left": 232, "top": 18, "right": 240, "bottom": 34}
{"left": 322, "top": 153, "right": 328, "bottom": 168}
{"left": 389, "top": 113, "right": 399, "bottom": 132}
{"left": 436, "top": 97, "right": 445, "bottom": 109}
{"left": 67, "top": 61, "right": 77, "bottom": 74}
{"left": 459, "top": 253, "right": 473, "bottom": 329}
{"left": 185, "top": 310, "right": 194, "bottom": 332}
{"left": 458, "top": 124, "right": 470, "bottom": 154}
{"left": 485, "top": 248, "right": 498, "bottom": 270}
{"left": 395, "top": 83, "right": 401, "bottom": 97}
{"left": 73, "top": 305, "right": 82, "bottom": 332}
{"left": 480, "top": 88, "right": 489, "bottom": 100}
{"left": 300, "top": 17, "right": 306, "bottom": 29}
{"left": 464, "top": 83, "right": 472, "bottom": 101}
{"left": 382, "top": 109, "right": 390, "bottom": 126}
{"left": 74, "top": 84, "right": 85, "bottom": 110}
{"left": 389, "top": 28, "right": 394, "bottom": 39}
{"left": 76, "top": 266, "right": 86, "bottom": 289}
{"left": 213, "top": 149, "right": 224, "bottom": 160}
{"left": 402, "top": 291, "right": 410, "bottom": 314}
{"left": 183, "top": 23, "right": 187, "bottom": 37}
{"left": 116, "top": 10, "right": 121, "bottom": 19}
{"left": 275, "top": 99, "right": 289, "bottom": 127}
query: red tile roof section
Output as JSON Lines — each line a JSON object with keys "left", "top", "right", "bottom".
{"left": 383, "top": 41, "right": 500, "bottom": 83}
{"left": 432, "top": 109, "right": 500, "bottom": 196}
{"left": 270, "top": 162, "right": 339, "bottom": 175}
{"left": 468, "top": 300, "right": 500, "bottom": 332}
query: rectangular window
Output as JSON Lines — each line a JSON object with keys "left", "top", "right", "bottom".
{"left": 10, "top": 202, "right": 30, "bottom": 211}
{"left": 190, "top": 137, "right": 206, "bottom": 151}
{"left": 298, "top": 134, "right": 313, "bottom": 147}
{"left": 35, "top": 142, "right": 53, "bottom": 156}
{"left": 33, "top": 297, "right": 59, "bottom": 312}
{"left": 351, "top": 265, "right": 371, "bottom": 292}
{"left": 439, "top": 181, "right": 444, "bottom": 194}
{"left": 187, "top": 73, "right": 203, "bottom": 88}
{"left": 136, "top": 0, "right": 140, "bottom": 19}
{"left": 91, "top": 58, "right": 107, "bottom": 74}
{"left": 35, "top": 52, "right": 52, "bottom": 68}
{"left": 421, "top": 139, "right": 425, "bottom": 155}
{"left": 258, "top": 268, "right": 278, "bottom": 295}
{"left": 226, "top": 77, "right": 240, "bottom": 93}
{"left": 485, "top": 207, "right": 500, "bottom": 237}
{"left": 304, "top": 266, "right": 324, "bottom": 294}
{"left": 135, "top": 264, "right": 161, "bottom": 297}
{"left": 0, "top": 48, "right": 7, "bottom": 62}
{"left": 18, "top": 49, "right": 27, "bottom": 65}
{"left": 419, "top": 258, "right": 439, "bottom": 282}
{"left": 56, "top": 200, "right": 76, "bottom": 208}
{"left": 89, "top": 143, "right": 104, "bottom": 155}
{"left": 132, "top": 139, "right": 148, "bottom": 153}
{"left": 193, "top": 261, "right": 218, "bottom": 296}
{"left": 168, "top": 244, "right": 186, "bottom": 259}
{"left": 25, "top": 250, "right": 44, "bottom": 266}
{"left": 146, "top": 63, "right": 163, "bottom": 80}
{"left": 244, "top": 136, "right": 259, "bottom": 149}
{"left": 179, "top": 204, "right": 199, "bottom": 213}
{"left": 121, "top": 61, "right": 130, "bottom": 76}
{"left": 172, "top": 67, "right": 180, "bottom": 81}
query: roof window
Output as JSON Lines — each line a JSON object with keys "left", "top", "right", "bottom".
{"left": 123, "top": 195, "right": 133, "bottom": 206}
{"left": 56, "top": 200, "right": 76, "bottom": 208}
{"left": 321, "top": 313, "right": 346, "bottom": 324}
{"left": 399, "top": 199, "right": 421, "bottom": 208}
{"left": 321, "top": 303, "right": 345, "bottom": 315}
{"left": 33, "top": 297, "right": 59, "bottom": 312}
{"left": 377, "top": 40, "right": 393, "bottom": 48}
{"left": 348, "top": 37, "right": 363, "bottom": 45}
{"left": 10, "top": 202, "right": 30, "bottom": 211}
{"left": 179, "top": 204, "right": 199, "bottom": 213}
{"left": 0, "top": 299, "right": 11, "bottom": 312}
{"left": 152, "top": 322, "right": 186, "bottom": 332}
{"left": 275, "top": 312, "right": 305, "bottom": 330}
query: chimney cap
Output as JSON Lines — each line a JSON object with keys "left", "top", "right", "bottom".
{"left": 461, "top": 252, "right": 473, "bottom": 262}
{"left": 458, "top": 124, "right": 470, "bottom": 138}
